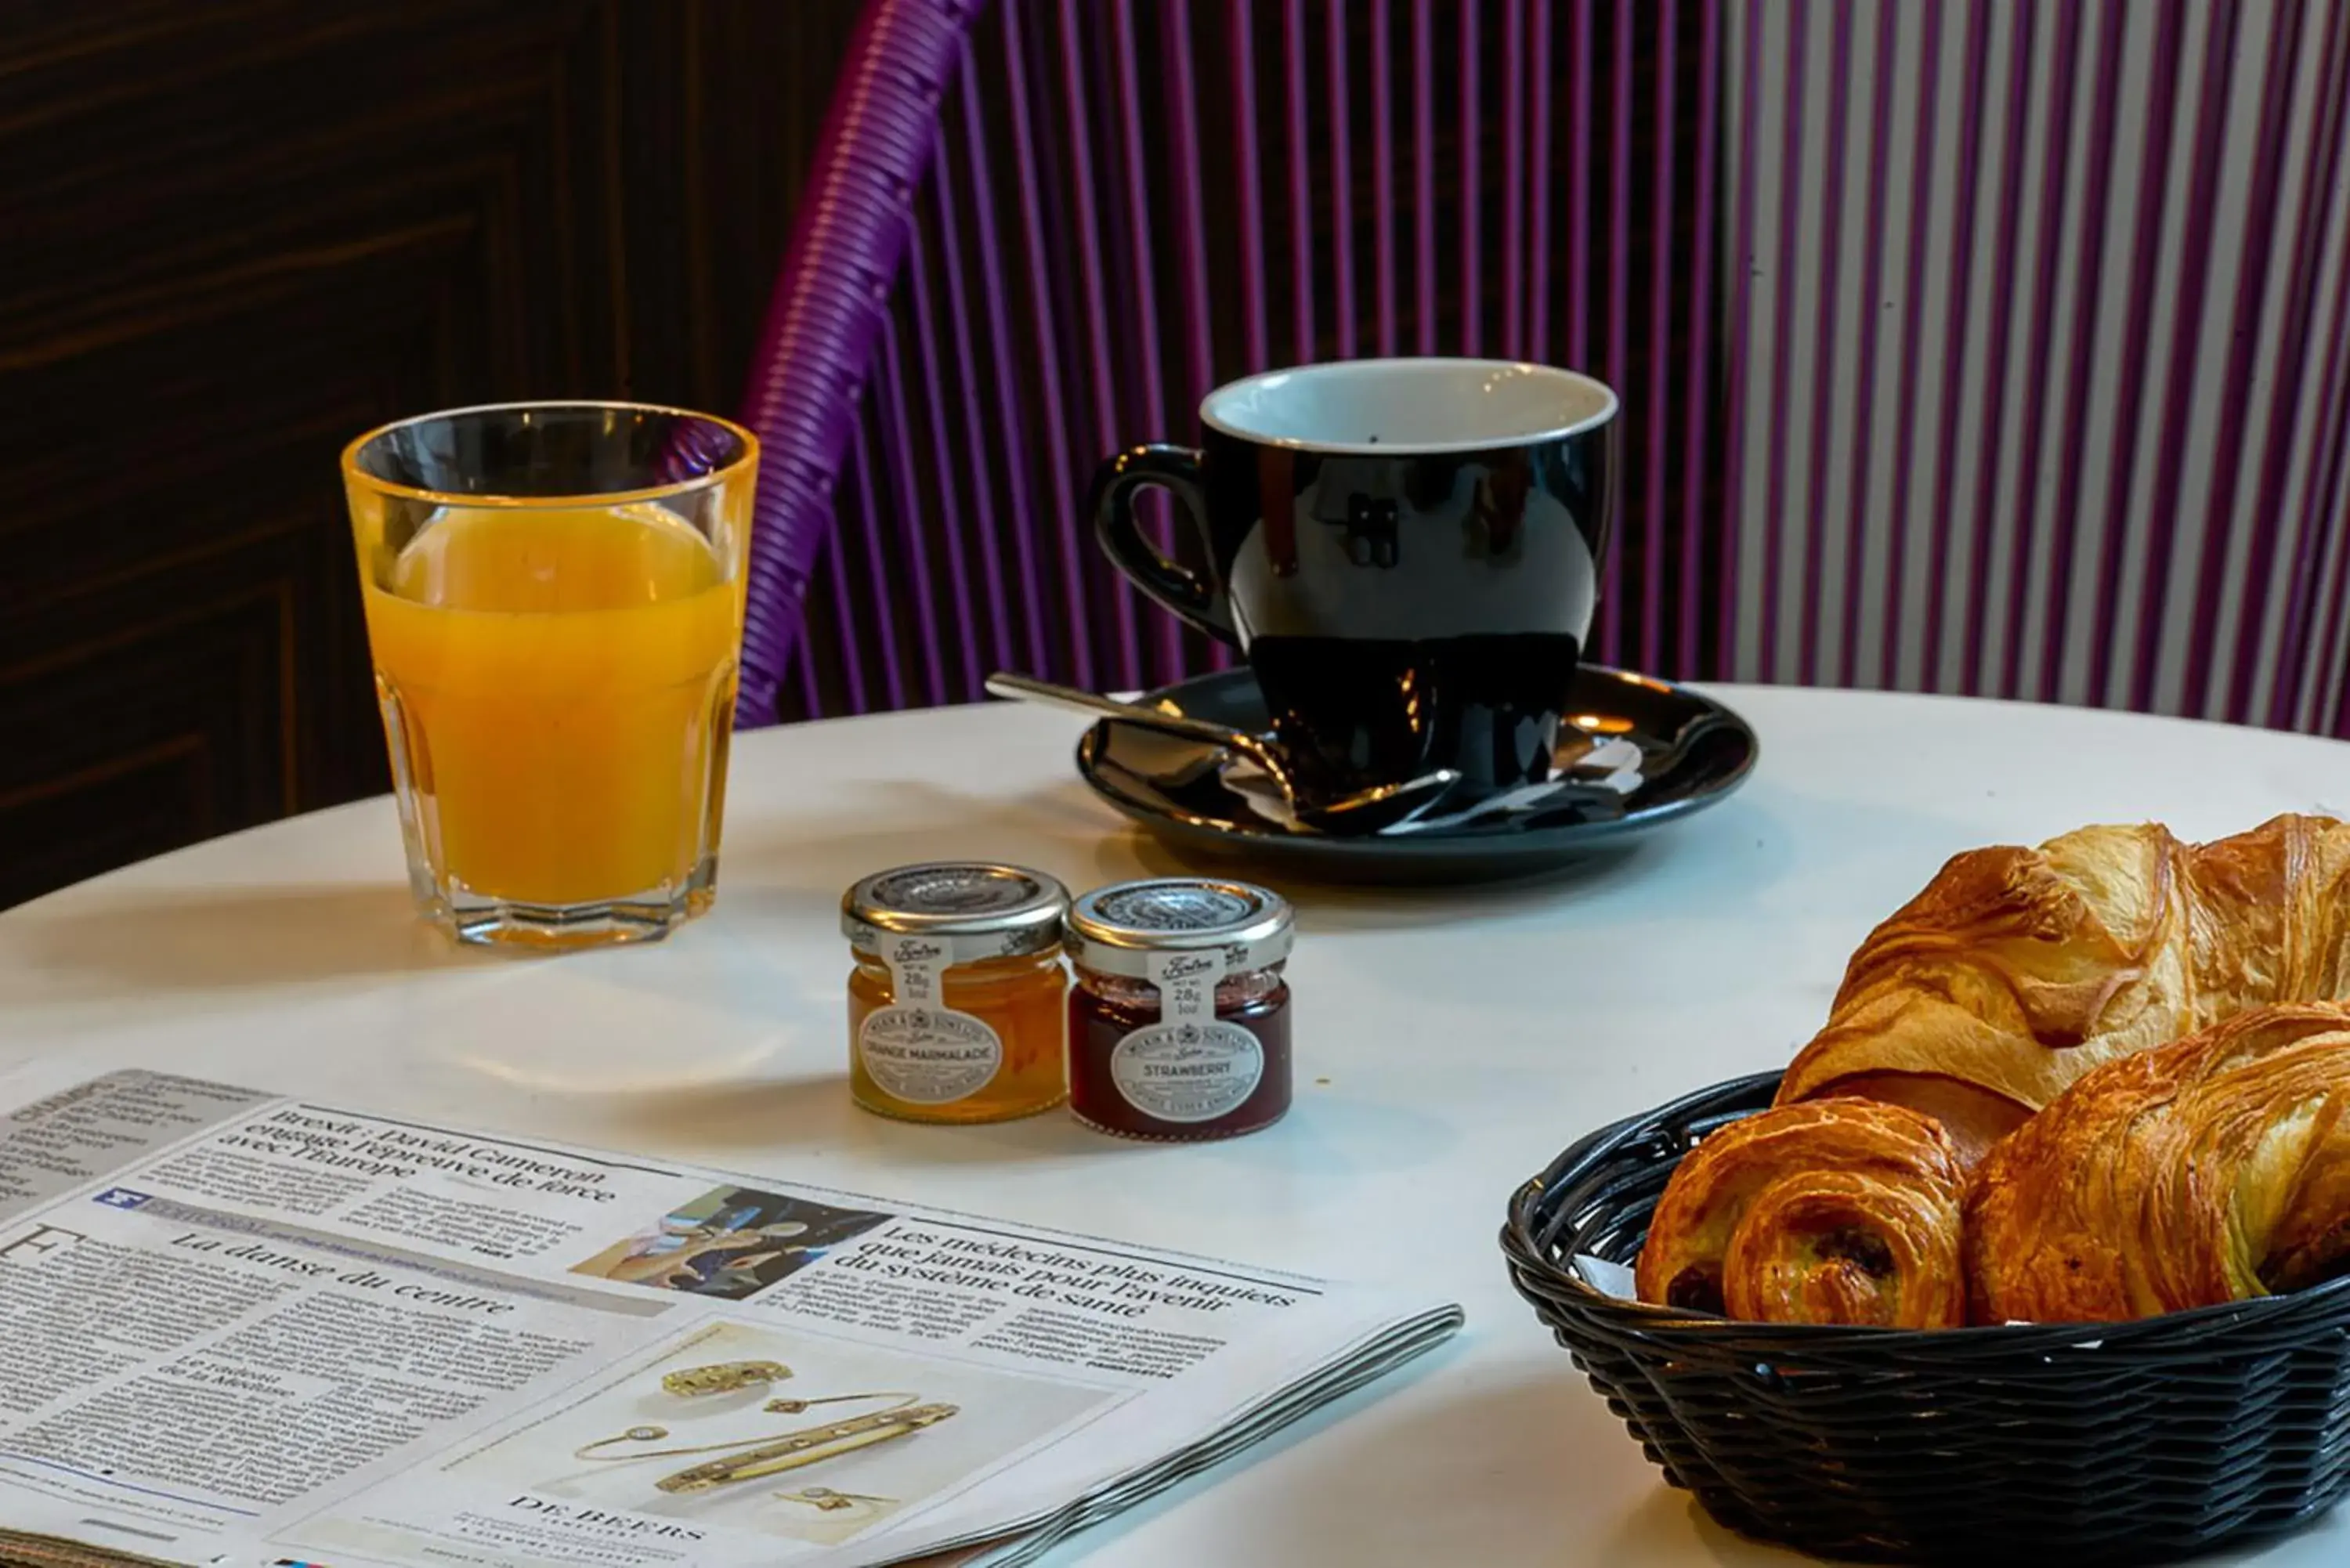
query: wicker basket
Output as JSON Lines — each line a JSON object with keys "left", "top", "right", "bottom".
{"left": 1500, "top": 1071, "right": 2350, "bottom": 1566}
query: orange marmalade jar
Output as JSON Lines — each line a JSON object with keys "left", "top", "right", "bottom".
{"left": 841, "top": 863, "right": 1070, "bottom": 1123}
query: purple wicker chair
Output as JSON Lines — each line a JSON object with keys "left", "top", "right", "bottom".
{"left": 736, "top": 0, "right": 2350, "bottom": 736}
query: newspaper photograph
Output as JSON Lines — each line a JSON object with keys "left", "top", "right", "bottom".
{"left": 0, "top": 1064, "right": 1462, "bottom": 1568}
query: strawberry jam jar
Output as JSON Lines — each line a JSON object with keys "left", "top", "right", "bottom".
{"left": 1064, "top": 879, "right": 1294, "bottom": 1141}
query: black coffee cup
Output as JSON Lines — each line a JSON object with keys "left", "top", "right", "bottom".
{"left": 1089, "top": 358, "right": 1619, "bottom": 795}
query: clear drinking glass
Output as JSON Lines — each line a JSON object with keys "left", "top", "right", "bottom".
{"left": 342, "top": 403, "right": 758, "bottom": 949}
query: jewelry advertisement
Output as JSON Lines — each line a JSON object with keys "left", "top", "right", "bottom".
{"left": 423, "top": 1321, "right": 1115, "bottom": 1548}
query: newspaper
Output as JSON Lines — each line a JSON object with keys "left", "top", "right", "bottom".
{"left": 0, "top": 1064, "right": 1461, "bottom": 1568}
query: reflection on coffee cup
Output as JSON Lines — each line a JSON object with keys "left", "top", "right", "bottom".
{"left": 1088, "top": 358, "right": 1618, "bottom": 794}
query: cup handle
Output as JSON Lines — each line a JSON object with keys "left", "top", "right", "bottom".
{"left": 1088, "top": 444, "right": 1238, "bottom": 647}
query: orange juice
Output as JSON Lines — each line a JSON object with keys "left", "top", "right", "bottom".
{"left": 361, "top": 504, "right": 742, "bottom": 909}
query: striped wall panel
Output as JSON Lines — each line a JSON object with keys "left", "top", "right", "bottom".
{"left": 1720, "top": 0, "right": 2350, "bottom": 731}
{"left": 758, "top": 0, "right": 2350, "bottom": 735}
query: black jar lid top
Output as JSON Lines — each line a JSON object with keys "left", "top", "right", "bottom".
{"left": 842, "top": 863, "right": 1069, "bottom": 960}
{"left": 1065, "top": 878, "right": 1295, "bottom": 979}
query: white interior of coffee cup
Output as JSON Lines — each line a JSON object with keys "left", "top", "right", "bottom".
{"left": 1199, "top": 358, "right": 1617, "bottom": 455}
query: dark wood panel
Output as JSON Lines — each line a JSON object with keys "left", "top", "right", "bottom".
{"left": 0, "top": 0, "right": 861, "bottom": 909}
{"left": 0, "top": 583, "right": 292, "bottom": 900}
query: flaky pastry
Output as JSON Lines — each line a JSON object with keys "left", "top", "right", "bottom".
{"left": 1632, "top": 1099, "right": 1967, "bottom": 1328}
{"left": 1636, "top": 815, "right": 2350, "bottom": 1325}
{"left": 1966, "top": 1001, "right": 2350, "bottom": 1322}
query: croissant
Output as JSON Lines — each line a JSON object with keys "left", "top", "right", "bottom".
{"left": 1636, "top": 814, "right": 2350, "bottom": 1325}
{"left": 1632, "top": 1100, "right": 1968, "bottom": 1328}
{"left": 1966, "top": 1001, "right": 2350, "bottom": 1322}
{"left": 1777, "top": 813, "right": 2350, "bottom": 1161}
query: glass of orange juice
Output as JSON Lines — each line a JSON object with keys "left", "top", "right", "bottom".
{"left": 341, "top": 403, "right": 758, "bottom": 948}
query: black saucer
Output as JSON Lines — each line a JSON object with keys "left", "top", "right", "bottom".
{"left": 1074, "top": 665, "right": 1758, "bottom": 881}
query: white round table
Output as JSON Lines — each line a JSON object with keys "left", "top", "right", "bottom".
{"left": 2, "top": 686, "right": 2344, "bottom": 1567}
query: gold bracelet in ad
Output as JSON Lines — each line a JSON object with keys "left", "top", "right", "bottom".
{"left": 659, "top": 1360, "right": 793, "bottom": 1398}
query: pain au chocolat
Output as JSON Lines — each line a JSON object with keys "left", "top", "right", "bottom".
{"left": 1632, "top": 1098, "right": 1968, "bottom": 1328}
{"left": 1636, "top": 814, "right": 2350, "bottom": 1328}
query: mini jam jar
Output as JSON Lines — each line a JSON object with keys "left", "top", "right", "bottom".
{"left": 841, "top": 864, "right": 1070, "bottom": 1124}
{"left": 1063, "top": 878, "right": 1294, "bottom": 1141}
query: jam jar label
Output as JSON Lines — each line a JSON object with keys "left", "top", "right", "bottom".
{"left": 1110, "top": 945, "right": 1260, "bottom": 1123}
{"left": 1109, "top": 1020, "right": 1264, "bottom": 1123}
{"left": 859, "top": 1006, "right": 1003, "bottom": 1104}
{"left": 861, "top": 934, "right": 1001, "bottom": 1104}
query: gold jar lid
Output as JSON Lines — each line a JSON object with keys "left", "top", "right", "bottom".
{"left": 1065, "top": 878, "right": 1294, "bottom": 980}
{"left": 841, "top": 863, "right": 1068, "bottom": 963}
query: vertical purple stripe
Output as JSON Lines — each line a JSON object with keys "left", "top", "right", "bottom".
{"left": 877, "top": 320, "right": 947, "bottom": 708}
{"left": 1232, "top": 0, "right": 1271, "bottom": 369}
{"left": 1759, "top": 0, "right": 1811, "bottom": 681}
{"left": 1600, "top": 0, "right": 1632, "bottom": 667}
{"left": 2083, "top": 0, "right": 2186, "bottom": 710}
{"left": 2184, "top": 0, "right": 2303, "bottom": 718}
{"left": 1057, "top": 0, "right": 1146, "bottom": 690}
{"left": 1570, "top": 0, "right": 1594, "bottom": 367}
{"left": 2314, "top": 363, "right": 2350, "bottom": 730}
{"left": 1797, "top": 0, "right": 1854, "bottom": 688}
{"left": 2324, "top": 497, "right": 2350, "bottom": 735}
{"left": 1954, "top": 1, "right": 2037, "bottom": 698}
{"left": 820, "top": 521, "right": 869, "bottom": 714}
{"left": 1372, "top": 0, "right": 1397, "bottom": 356}
{"left": 2268, "top": 60, "right": 2350, "bottom": 733}
{"left": 2316, "top": 375, "right": 2350, "bottom": 731}
{"left": 1608, "top": 5, "right": 1633, "bottom": 374}
{"left": 794, "top": 611, "right": 823, "bottom": 716}
{"left": 1000, "top": 0, "right": 1096, "bottom": 689}
{"left": 1878, "top": 2, "right": 1944, "bottom": 687}
{"left": 2308, "top": 471, "right": 2347, "bottom": 728}
{"left": 1327, "top": 0, "right": 1358, "bottom": 359}
{"left": 1528, "top": 0, "right": 1556, "bottom": 363}
{"left": 1112, "top": 3, "right": 1173, "bottom": 434}
{"left": 1679, "top": 0, "right": 1722, "bottom": 677}
{"left": 1837, "top": 0, "right": 1896, "bottom": 688}
{"left": 2034, "top": 0, "right": 2127, "bottom": 703}
{"left": 1165, "top": 0, "right": 1217, "bottom": 403}
{"left": 2267, "top": 10, "right": 2350, "bottom": 729}
{"left": 1112, "top": 0, "right": 1185, "bottom": 683}
{"left": 2124, "top": 0, "right": 2243, "bottom": 715}
{"left": 958, "top": 70, "right": 1052, "bottom": 681}
{"left": 1502, "top": 0, "right": 1526, "bottom": 357}
{"left": 1994, "top": 1, "right": 2081, "bottom": 703}
{"left": 1642, "top": 0, "right": 1678, "bottom": 676}
{"left": 1722, "top": 0, "right": 1763, "bottom": 670}
{"left": 928, "top": 102, "right": 1017, "bottom": 685}
{"left": 848, "top": 415, "right": 906, "bottom": 712}
{"left": 2240, "top": 8, "right": 2344, "bottom": 726}
{"left": 1919, "top": 0, "right": 1994, "bottom": 693}
{"left": 903, "top": 211, "right": 988, "bottom": 702}
{"left": 1413, "top": 0, "right": 1436, "bottom": 353}
{"left": 1459, "top": 0, "right": 1480, "bottom": 356}
{"left": 2316, "top": 360, "right": 2350, "bottom": 729}
{"left": 1176, "top": 0, "right": 1232, "bottom": 675}
{"left": 1285, "top": 0, "right": 1316, "bottom": 365}
{"left": 2306, "top": 385, "right": 2350, "bottom": 727}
